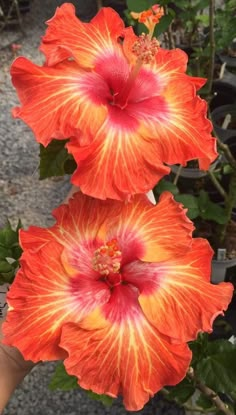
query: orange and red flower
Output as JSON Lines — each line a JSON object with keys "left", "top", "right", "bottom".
{"left": 11, "top": 3, "right": 217, "bottom": 200}
{"left": 3, "top": 192, "right": 233, "bottom": 410}
{"left": 131, "top": 4, "right": 164, "bottom": 35}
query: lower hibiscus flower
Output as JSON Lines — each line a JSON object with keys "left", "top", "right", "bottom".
{"left": 2, "top": 192, "right": 233, "bottom": 410}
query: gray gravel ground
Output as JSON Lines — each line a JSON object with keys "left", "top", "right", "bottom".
{"left": 0, "top": 2, "right": 183, "bottom": 414}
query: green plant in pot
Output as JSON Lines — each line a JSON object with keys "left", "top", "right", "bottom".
{"left": 211, "top": 105, "right": 236, "bottom": 142}
{"left": 215, "top": 0, "right": 236, "bottom": 69}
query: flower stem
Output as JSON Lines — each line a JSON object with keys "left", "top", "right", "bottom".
{"left": 187, "top": 367, "right": 235, "bottom": 415}
{"left": 161, "top": 387, "right": 215, "bottom": 413}
{"left": 215, "top": 137, "right": 236, "bottom": 242}
{"left": 173, "top": 165, "right": 182, "bottom": 185}
{"left": 217, "top": 139, "right": 236, "bottom": 170}
{"left": 207, "top": 169, "right": 228, "bottom": 201}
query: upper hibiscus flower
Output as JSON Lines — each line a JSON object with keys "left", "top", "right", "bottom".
{"left": 11, "top": 3, "right": 217, "bottom": 199}
{"left": 3, "top": 192, "right": 233, "bottom": 410}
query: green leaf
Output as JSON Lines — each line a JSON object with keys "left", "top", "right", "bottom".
{"left": 0, "top": 221, "right": 22, "bottom": 284}
{"left": 166, "top": 378, "right": 195, "bottom": 404}
{"left": 0, "top": 260, "right": 14, "bottom": 273}
{"left": 196, "top": 340, "right": 236, "bottom": 394}
{"left": 193, "top": 0, "right": 209, "bottom": 12}
{"left": 49, "top": 362, "right": 78, "bottom": 391}
{"left": 86, "top": 391, "right": 113, "bottom": 406}
{"left": 196, "top": 394, "right": 213, "bottom": 409}
{"left": 0, "top": 269, "right": 16, "bottom": 284}
{"left": 174, "top": 194, "right": 200, "bottom": 219}
{"left": 135, "top": 21, "right": 148, "bottom": 35}
{"left": 198, "top": 190, "right": 209, "bottom": 208}
{"left": 154, "top": 179, "right": 179, "bottom": 196}
{"left": 154, "top": 13, "right": 174, "bottom": 36}
{"left": 39, "top": 140, "right": 74, "bottom": 179}
{"left": 16, "top": 219, "right": 23, "bottom": 232}
{"left": 200, "top": 202, "right": 227, "bottom": 224}
{"left": 189, "top": 333, "right": 209, "bottom": 368}
{"left": 198, "top": 191, "right": 227, "bottom": 224}
{"left": 0, "top": 247, "right": 12, "bottom": 260}
{"left": 223, "top": 164, "right": 234, "bottom": 175}
{"left": 0, "top": 220, "right": 19, "bottom": 247}
{"left": 126, "top": 0, "right": 151, "bottom": 12}
{"left": 206, "top": 339, "right": 235, "bottom": 355}
{"left": 197, "top": 14, "right": 209, "bottom": 25}
{"left": 64, "top": 157, "right": 77, "bottom": 175}
{"left": 12, "top": 245, "right": 23, "bottom": 260}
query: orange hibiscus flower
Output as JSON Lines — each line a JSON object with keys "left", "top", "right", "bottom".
{"left": 11, "top": 3, "right": 217, "bottom": 200}
{"left": 3, "top": 192, "right": 232, "bottom": 410}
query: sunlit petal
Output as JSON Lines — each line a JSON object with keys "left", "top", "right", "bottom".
{"left": 102, "top": 192, "right": 194, "bottom": 264}
{"left": 68, "top": 118, "right": 169, "bottom": 200}
{"left": 129, "top": 239, "right": 234, "bottom": 342}
{"left": 40, "top": 4, "right": 125, "bottom": 68}
{"left": 11, "top": 57, "right": 108, "bottom": 146}
{"left": 61, "top": 285, "right": 191, "bottom": 411}
{"left": 3, "top": 245, "right": 111, "bottom": 362}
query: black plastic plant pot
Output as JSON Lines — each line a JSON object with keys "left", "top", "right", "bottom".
{"left": 169, "top": 164, "right": 207, "bottom": 194}
{"left": 211, "top": 105, "right": 236, "bottom": 142}
{"left": 221, "top": 70, "right": 236, "bottom": 89}
{"left": 218, "top": 53, "right": 236, "bottom": 69}
{"left": 224, "top": 135, "right": 236, "bottom": 157}
{"left": 170, "top": 164, "right": 208, "bottom": 179}
{"left": 169, "top": 158, "right": 219, "bottom": 194}
{"left": 211, "top": 257, "right": 236, "bottom": 284}
{"left": 210, "top": 78, "right": 236, "bottom": 112}
{"left": 225, "top": 295, "right": 236, "bottom": 336}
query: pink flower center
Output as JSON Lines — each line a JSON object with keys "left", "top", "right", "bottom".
{"left": 92, "top": 239, "right": 123, "bottom": 287}
{"left": 112, "top": 36, "right": 160, "bottom": 109}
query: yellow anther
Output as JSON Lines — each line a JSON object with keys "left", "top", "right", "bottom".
{"left": 132, "top": 34, "right": 160, "bottom": 63}
{"left": 92, "top": 240, "right": 122, "bottom": 276}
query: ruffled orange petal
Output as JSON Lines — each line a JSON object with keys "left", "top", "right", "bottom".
{"left": 152, "top": 47, "right": 188, "bottom": 75}
{"left": 142, "top": 48, "right": 217, "bottom": 169}
{"left": 67, "top": 121, "right": 169, "bottom": 200}
{"left": 40, "top": 4, "right": 125, "bottom": 68}
{"left": 11, "top": 57, "right": 108, "bottom": 146}
{"left": 2, "top": 245, "right": 111, "bottom": 362}
{"left": 102, "top": 192, "right": 194, "bottom": 264}
{"left": 20, "top": 193, "right": 124, "bottom": 271}
{"left": 61, "top": 285, "right": 191, "bottom": 411}
{"left": 132, "top": 239, "right": 234, "bottom": 343}
{"left": 156, "top": 84, "right": 216, "bottom": 169}
{"left": 3, "top": 194, "right": 130, "bottom": 361}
